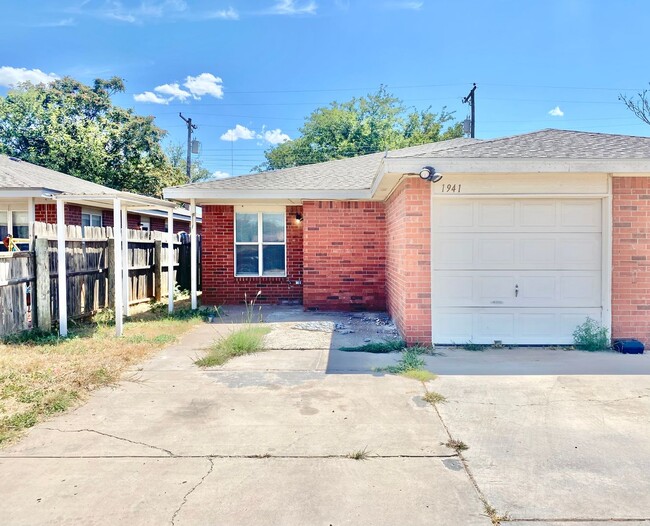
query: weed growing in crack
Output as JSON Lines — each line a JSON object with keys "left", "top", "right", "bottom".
{"left": 444, "top": 439, "right": 469, "bottom": 452}
{"left": 195, "top": 326, "right": 272, "bottom": 367}
{"left": 347, "top": 446, "right": 370, "bottom": 460}
{"left": 423, "top": 391, "right": 447, "bottom": 405}
{"left": 482, "top": 498, "right": 510, "bottom": 525}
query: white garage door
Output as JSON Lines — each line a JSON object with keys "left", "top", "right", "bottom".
{"left": 432, "top": 198, "right": 603, "bottom": 345}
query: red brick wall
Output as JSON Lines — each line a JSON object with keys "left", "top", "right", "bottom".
{"left": 35, "top": 204, "right": 82, "bottom": 225}
{"left": 201, "top": 205, "right": 303, "bottom": 305}
{"left": 302, "top": 201, "right": 386, "bottom": 311}
{"left": 101, "top": 211, "right": 141, "bottom": 229}
{"left": 385, "top": 178, "right": 432, "bottom": 344}
{"left": 612, "top": 177, "right": 650, "bottom": 345}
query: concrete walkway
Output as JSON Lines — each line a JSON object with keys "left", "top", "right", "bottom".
{"left": 0, "top": 318, "right": 488, "bottom": 525}
{"left": 2, "top": 308, "right": 650, "bottom": 525}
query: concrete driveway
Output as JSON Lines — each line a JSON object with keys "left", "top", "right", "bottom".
{"left": 1, "top": 307, "right": 650, "bottom": 525}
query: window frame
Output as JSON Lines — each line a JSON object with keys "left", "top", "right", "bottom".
{"left": 234, "top": 206, "right": 287, "bottom": 278}
{"left": 140, "top": 217, "right": 151, "bottom": 231}
{"left": 81, "top": 208, "right": 103, "bottom": 233}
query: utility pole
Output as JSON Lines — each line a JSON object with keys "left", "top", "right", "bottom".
{"left": 462, "top": 83, "right": 477, "bottom": 138}
{"left": 179, "top": 113, "right": 197, "bottom": 183}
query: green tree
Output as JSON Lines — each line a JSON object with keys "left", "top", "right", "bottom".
{"left": 0, "top": 76, "right": 183, "bottom": 197}
{"left": 260, "top": 86, "right": 463, "bottom": 170}
{"left": 166, "top": 143, "right": 212, "bottom": 184}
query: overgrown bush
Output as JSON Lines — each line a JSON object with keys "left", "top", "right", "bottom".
{"left": 573, "top": 318, "right": 610, "bottom": 351}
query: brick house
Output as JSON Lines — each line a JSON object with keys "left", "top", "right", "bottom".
{"left": 165, "top": 130, "right": 650, "bottom": 346}
{"left": 0, "top": 155, "right": 201, "bottom": 247}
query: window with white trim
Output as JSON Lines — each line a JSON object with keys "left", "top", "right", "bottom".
{"left": 81, "top": 209, "right": 102, "bottom": 231}
{"left": 234, "top": 210, "right": 286, "bottom": 277}
{"left": 140, "top": 217, "right": 151, "bottom": 231}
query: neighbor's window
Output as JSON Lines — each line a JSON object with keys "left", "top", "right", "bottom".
{"left": 11, "top": 211, "right": 29, "bottom": 239}
{"left": 81, "top": 210, "right": 102, "bottom": 230}
{"left": 140, "top": 217, "right": 150, "bottom": 231}
{"left": 0, "top": 211, "right": 8, "bottom": 241}
{"left": 235, "top": 210, "right": 286, "bottom": 276}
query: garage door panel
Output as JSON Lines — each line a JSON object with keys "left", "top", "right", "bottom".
{"left": 478, "top": 202, "right": 515, "bottom": 227}
{"left": 560, "top": 200, "right": 602, "bottom": 229}
{"left": 434, "top": 233, "right": 601, "bottom": 270}
{"left": 519, "top": 201, "right": 557, "bottom": 228}
{"left": 433, "top": 308, "right": 603, "bottom": 345}
{"left": 434, "top": 271, "right": 601, "bottom": 308}
{"left": 435, "top": 199, "right": 601, "bottom": 233}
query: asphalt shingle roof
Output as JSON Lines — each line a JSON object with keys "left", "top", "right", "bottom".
{"left": 0, "top": 155, "right": 119, "bottom": 195}
{"left": 391, "top": 129, "right": 650, "bottom": 159}
{"left": 170, "top": 129, "right": 650, "bottom": 194}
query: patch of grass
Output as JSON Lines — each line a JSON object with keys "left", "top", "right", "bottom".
{"left": 573, "top": 317, "right": 610, "bottom": 351}
{"left": 462, "top": 341, "right": 487, "bottom": 352}
{"left": 444, "top": 438, "right": 469, "bottom": 452}
{"left": 384, "top": 349, "right": 426, "bottom": 373}
{"left": 195, "top": 326, "right": 272, "bottom": 367}
{"left": 339, "top": 339, "right": 406, "bottom": 353}
{"left": 347, "top": 446, "right": 370, "bottom": 460}
{"left": 482, "top": 499, "right": 510, "bottom": 525}
{"left": 401, "top": 369, "right": 437, "bottom": 382}
{"left": 423, "top": 391, "right": 447, "bottom": 405}
{"left": 0, "top": 298, "right": 204, "bottom": 448}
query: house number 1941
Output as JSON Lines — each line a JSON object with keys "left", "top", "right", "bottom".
{"left": 440, "top": 183, "right": 462, "bottom": 193}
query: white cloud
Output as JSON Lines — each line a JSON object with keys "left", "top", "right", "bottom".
{"left": 548, "top": 106, "right": 564, "bottom": 117}
{"left": 384, "top": 1, "right": 423, "bottom": 9}
{"left": 33, "top": 17, "right": 76, "bottom": 27}
{"left": 0, "top": 66, "right": 59, "bottom": 87}
{"left": 133, "top": 91, "right": 169, "bottom": 104}
{"left": 260, "top": 128, "right": 291, "bottom": 144}
{"left": 95, "top": 0, "right": 187, "bottom": 23}
{"left": 269, "top": 0, "right": 317, "bottom": 15}
{"left": 184, "top": 73, "right": 224, "bottom": 99}
{"left": 154, "top": 82, "right": 191, "bottom": 101}
{"left": 212, "top": 170, "right": 232, "bottom": 180}
{"left": 221, "top": 125, "right": 256, "bottom": 142}
{"left": 207, "top": 7, "right": 239, "bottom": 20}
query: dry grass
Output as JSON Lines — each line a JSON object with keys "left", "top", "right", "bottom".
{"left": 0, "top": 301, "right": 203, "bottom": 446}
{"left": 423, "top": 390, "right": 447, "bottom": 405}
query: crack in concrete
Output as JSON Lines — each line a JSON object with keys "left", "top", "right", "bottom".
{"left": 41, "top": 428, "right": 175, "bottom": 457}
{"left": 507, "top": 519, "right": 650, "bottom": 523}
{"left": 170, "top": 457, "right": 214, "bottom": 526}
{"left": 0, "top": 453, "right": 459, "bottom": 460}
{"left": 419, "top": 387, "right": 506, "bottom": 525}
{"left": 451, "top": 394, "right": 650, "bottom": 408}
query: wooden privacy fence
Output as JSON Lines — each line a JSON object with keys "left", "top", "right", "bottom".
{"left": 0, "top": 222, "right": 198, "bottom": 336}
{"left": 0, "top": 252, "right": 34, "bottom": 335}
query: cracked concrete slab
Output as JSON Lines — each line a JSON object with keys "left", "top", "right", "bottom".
{"left": 435, "top": 375, "right": 650, "bottom": 521}
{"left": 0, "top": 457, "right": 210, "bottom": 526}
{"left": 173, "top": 457, "right": 489, "bottom": 526}
{"left": 3, "top": 372, "right": 449, "bottom": 458}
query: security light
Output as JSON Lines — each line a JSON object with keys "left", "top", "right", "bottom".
{"left": 419, "top": 166, "right": 443, "bottom": 183}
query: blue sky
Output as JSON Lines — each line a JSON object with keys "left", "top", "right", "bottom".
{"left": 1, "top": 0, "right": 649, "bottom": 178}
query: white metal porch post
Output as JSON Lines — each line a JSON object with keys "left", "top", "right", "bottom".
{"left": 190, "top": 199, "right": 197, "bottom": 310}
{"left": 113, "top": 199, "right": 124, "bottom": 337}
{"left": 27, "top": 197, "right": 35, "bottom": 250}
{"left": 56, "top": 199, "right": 67, "bottom": 337}
{"left": 121, "top": 207, "right": 129, "bottom": 317}
{"left": 167, "top": 209, "right": 174, "bottom": 314}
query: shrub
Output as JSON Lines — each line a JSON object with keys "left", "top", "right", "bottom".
{"left": 573, "top": 318, "right": 610, "bottom": 351}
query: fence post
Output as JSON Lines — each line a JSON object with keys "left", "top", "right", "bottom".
{"left": 34, "top": 238, "right": 51, "bottom": 331}
{"left": 107, "top": 238, "right": 115, "bottom": 309}
{"left": 154, "top": 239, "right": 162, "bottom": 302}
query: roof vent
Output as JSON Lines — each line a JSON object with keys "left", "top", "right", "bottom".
{"left": 8, "top": 157, "right": 21, "bottom": 162}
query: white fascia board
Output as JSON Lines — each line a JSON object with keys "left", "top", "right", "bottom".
{"left": 0, "top": 188, "right": 55, "bottom": 198}
{"left": 384, "top": 157, "right": 650, "bottom": 175}
{"left": 163, "top": 188, "right": 374, "bottom": 203}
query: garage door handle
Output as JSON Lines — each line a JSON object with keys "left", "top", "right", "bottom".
{"left": 515, "top": 284, "right": 519, "bottom": 297}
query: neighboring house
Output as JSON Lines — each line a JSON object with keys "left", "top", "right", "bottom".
{"left": 164, "top": 129, "right": 650, "bottom": 347}
{"left": 0, "top": 155, "right": 201, "bottom": 250}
